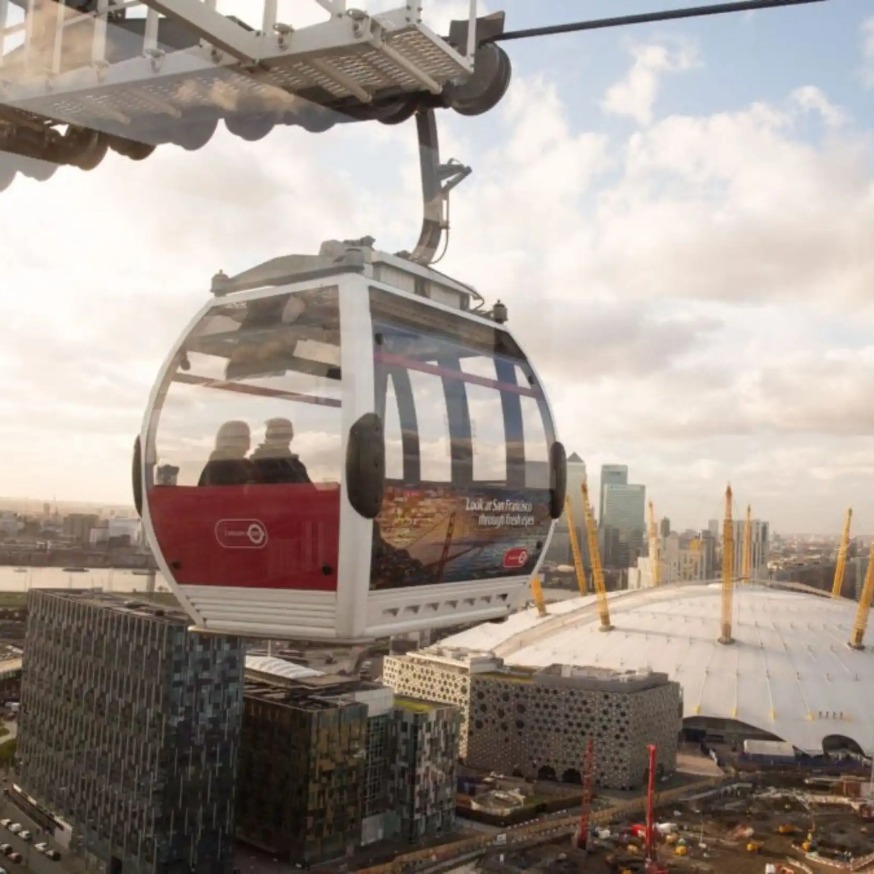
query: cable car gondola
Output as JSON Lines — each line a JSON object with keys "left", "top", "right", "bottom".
{"left": 136, "top": 236, "right": 566, "bottom": 640}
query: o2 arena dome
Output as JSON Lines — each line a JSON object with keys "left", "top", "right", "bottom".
{"left": 439, "top": 581, "right": 874, "bottom": 757}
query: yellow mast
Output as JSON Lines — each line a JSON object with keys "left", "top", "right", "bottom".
{"left": 647, "top": 500, "right": 662, "bottom": 586}
{"left": 564, "top": 496, "right": 587, "bottom": 597}
{"left": 719, "top": 484, "right": 735, "bottom": 645}
{"left": 741, "top": 504, "right": 752, "bottom": 584}
{"left": 581, "top": 481, "right": 614, "bottom": 632}
{"left": 831, "top": 508, "right": 853, "bottom": 599}
{"left": 849, "top": 540, "right": 874, "bottom": 650}
{"left": 531, "top": 575, "right": 548, "bottom": 618}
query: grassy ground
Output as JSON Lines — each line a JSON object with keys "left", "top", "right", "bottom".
{"left": 0, "top": 593, "right": 27, "bottom": 608}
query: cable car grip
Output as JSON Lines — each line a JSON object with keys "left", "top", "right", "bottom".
{"left": 346, "top": 412, "right": 386, "bottom": 519}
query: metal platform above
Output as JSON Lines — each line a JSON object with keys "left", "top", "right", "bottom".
{"left": 0, "top": 1, "right": 474, "bottom": 135}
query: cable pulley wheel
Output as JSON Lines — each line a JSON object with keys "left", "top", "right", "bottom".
{"left": 444, "top": 43, "right": 512, "bottom": 117}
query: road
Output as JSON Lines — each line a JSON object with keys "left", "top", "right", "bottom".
{"left": 0, "top": 789, "right": 67, "bottom": 874}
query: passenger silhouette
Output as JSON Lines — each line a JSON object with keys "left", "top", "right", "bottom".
{"left": 198, "top": 420, "right": 253, "bottom": 486}
{"left": 250, "top": 418, "right": 311, "bottom": 484}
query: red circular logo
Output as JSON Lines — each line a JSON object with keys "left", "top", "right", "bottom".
{"left": 502, "top": 547, "right": 529, "bottom": 569}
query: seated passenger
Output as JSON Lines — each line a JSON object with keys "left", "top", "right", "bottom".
{"left": 198, "top": 421, "right": 253, "bottom": 486}
{"left": 250, "top": 417, "right": 311, "bottom": 484}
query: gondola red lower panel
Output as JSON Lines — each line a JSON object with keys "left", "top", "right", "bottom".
{"left": 148, "top": 484, "right": 340, "bottom": 592}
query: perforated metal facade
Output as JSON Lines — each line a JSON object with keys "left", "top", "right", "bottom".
{"left": 17, "top": 590, "right": 243, "bottom": 874}
{"left": 466, "top": 667, "right": 680, "bottom": 790}
{"left": 383, "top": 650, "right": 681, "bottom": 790}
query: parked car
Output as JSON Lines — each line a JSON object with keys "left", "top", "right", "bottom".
{"left": 0, "top": 820, "right": 10, "bottom": 829}
{"left": 45, "top": 849, "right": 61, "bottom": 861}
{"left": 6, "top": 825, "right": 20, "bottom": 834}
{"left": 6, "top": 852, "right": 20, "bottom": 864}
{"left": 34, "top": 842, "right": 48, "bottom": 852}
{"left": 16, "top": 832, "right": 30, "bottom": 842}
{"left": 0, "top": 845, "right": 9, "bottom": 855}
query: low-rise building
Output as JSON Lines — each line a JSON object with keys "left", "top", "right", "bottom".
{"left": 236, "top": 662, "right": 460, "bottom": 867}
{"left": 384, "top": 647, "right": 681, "bottom": 789}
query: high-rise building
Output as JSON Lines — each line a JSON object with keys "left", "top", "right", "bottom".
{"left": 62, "top": 513, "right": 99, "bottom": 544}
{"left": 708, "top": 519, "right": 719, "bottom": 537}
{"left": 601, "top": 483, "right": 646, "bottom": 569}
{"left": 598, "top": 464, "right": 628, "bottom": 523}
{"left": 700, "top": 529, "right": 717, "bottom": 578}
{"left": 730, "top": 518, "right": 770, "bottom": 581}
{"left": 16, "top": 590, "right": 244, "bottom": 874}
{"left": 660, "top": 517, "right": 671, "bottom": 538}
{"left": 544, "top": 452, "right": 587, "bottom": 568}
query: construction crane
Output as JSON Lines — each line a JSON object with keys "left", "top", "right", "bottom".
{"left": 581, "top": 482, "right": 614, "bottom": 632}
{"left": 741, "top": 504, "right": 752, "bottom": 584}
{"left": 647, "top": 500, "right": 662, "bottom": 587}
{"left": 575, "top": 737, "right": 596, "bottom": 851}
{"left": 832, "top": 508, "right": 853, "bottom": 599}
{"left": 564, "top": 495, "right": 588, "bottom": 598}
{"left": 644, "top": 744, "right": 668, "bottom": 874}
{"left": 719, "top": 484, "right": 734, "bottom": 645}
{"left": 848, "top": 540, "right": 874, "bottom": 650}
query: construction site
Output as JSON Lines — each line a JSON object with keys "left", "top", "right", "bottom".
{"left": 345, "top": 485, "right": 874, "bottom": 874}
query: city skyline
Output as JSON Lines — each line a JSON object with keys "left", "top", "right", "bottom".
{"left": 1, "top": 1, "right": 872, "bottom": 532}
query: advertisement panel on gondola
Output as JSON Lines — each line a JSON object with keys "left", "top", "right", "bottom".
{"left": 371, "top": 484, "right": 552, "bottom": 590}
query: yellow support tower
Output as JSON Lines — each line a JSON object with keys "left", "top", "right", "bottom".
{"left": 742, "top": 505, "right": 752, "bottom": 584}
{"left": 531, "top": 575, "right": 548, "bottom": 618}
{"left": 832, "top": 508, "right": 853, "bottom": 599}
{"left": 647, "top": 500, "right": 662, "bottom": 586}
{"left": 719, "top": 484, "right": 735, "bottom": 645}
{"left": 564, "top": 496, "right": 588, "bottom": 597}
{"left": 849, "top": 540, "right": 874, "bottom": 650}
{"left": 581, "top": 481, "right": 614, "bottom": 632}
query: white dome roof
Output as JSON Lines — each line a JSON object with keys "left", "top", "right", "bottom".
{"left": 440, "top": 582, "right": 874, "bottom": 756}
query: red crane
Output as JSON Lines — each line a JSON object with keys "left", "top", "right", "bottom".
{"left": 644, "top": 743, "right": 668, "bottom": 874}
{"left": 576, "top": 738, "right": 595, "bottom": 850}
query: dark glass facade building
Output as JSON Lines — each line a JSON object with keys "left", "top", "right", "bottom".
{"left": 236, "top": 676, "right": 368, "bottom": 866}
{"left": 235, "top": 671, "right": 460, "bottom": 865}
{"left": 17, "top": 590, "right": 244, "bottom": 874}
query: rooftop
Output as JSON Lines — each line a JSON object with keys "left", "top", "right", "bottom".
{"left": 394, "top": 696, "right": 445, "bottom": 713}
{"left": 439, "top": 581, "right": 874, "bottom": 756}
{"left": 30, "top": 588, "right": 191, "bottom": 626}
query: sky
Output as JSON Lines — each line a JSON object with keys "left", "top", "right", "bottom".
{"left": 1, "top": 0, "right": 872, "bottom": 534}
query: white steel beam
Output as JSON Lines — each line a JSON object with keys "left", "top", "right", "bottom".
{"left": 140, "top": 0, "right": 262, "bottom": 63}
{"left": 0, "top": 2, "right": 476, "bottom": 131}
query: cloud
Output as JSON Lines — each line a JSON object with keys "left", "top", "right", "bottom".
{"left": 601, "top": 41, "right": 701, "bottom": 126}
{"left": 585, "top": 101, "right": 874, "bottom": 309}
{"left": 2, "top": 16, "right": 874, "bottom": 534}
{"left": 791, "top": 86, "right": 846, "bottom": 128}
